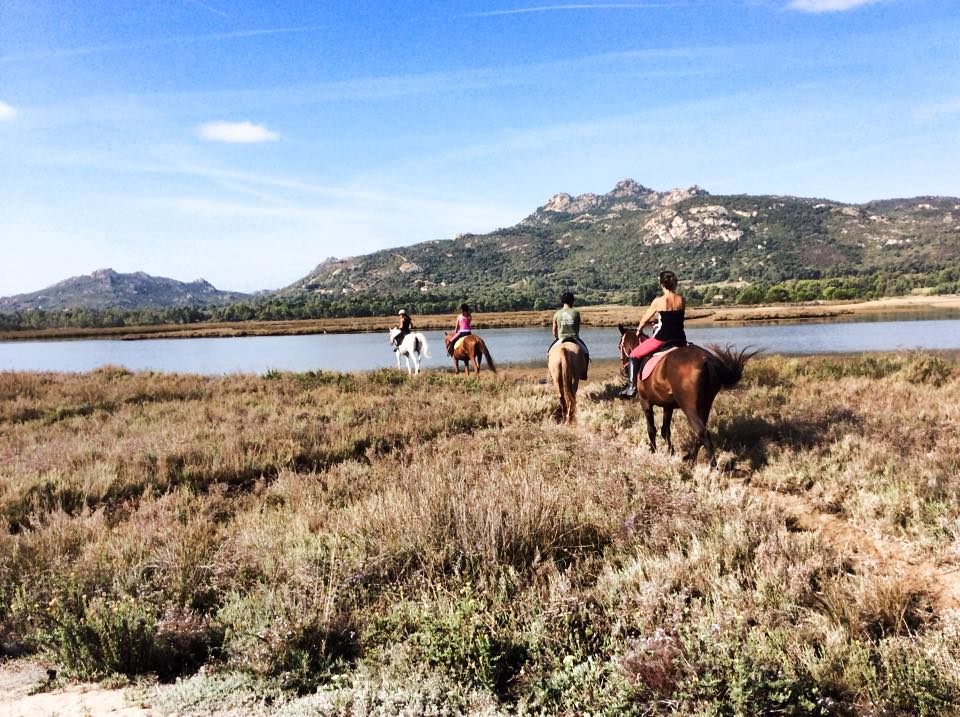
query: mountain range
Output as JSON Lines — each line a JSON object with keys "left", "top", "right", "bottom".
{"left": 0, "top": 269, "right": 249, "bottom": 313}
{"left": 288, "top": 179, "right": 960, "bottom": 298}
{"left": 3, "top": 180, "right": 959, "bottom": 312}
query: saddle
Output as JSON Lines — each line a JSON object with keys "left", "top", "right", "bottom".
{"left": 636, "top": 340, "right": 686, "bottom": 379}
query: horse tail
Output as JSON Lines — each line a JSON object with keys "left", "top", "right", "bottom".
{"left": 480, "top": 338, "right": 496, "bottom": 373}
{"left": 418, "top": 333, "right": 431, "bottom": 359}
{"left": 705, "top": 344, "right": 762, "bottom": 389}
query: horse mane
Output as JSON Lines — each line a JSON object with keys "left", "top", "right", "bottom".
{"left": 705, "top": 344, "right": 763, "bottom": 389}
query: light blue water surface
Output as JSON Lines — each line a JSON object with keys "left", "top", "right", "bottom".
{"left": 1, "top": 315, "right": 958, "bottom": 375}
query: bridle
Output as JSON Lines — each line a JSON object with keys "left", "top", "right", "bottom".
{"left": 620, "top": 328, "right": 646, "bottom": 370}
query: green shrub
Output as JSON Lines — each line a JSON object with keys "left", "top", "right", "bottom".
{"left": 405, "top": 586, "right": 529, "bottom": 695}
{"left": 878, "top": 638, "right": 960, "bottom": 716}
{"left": 28, "top": 589, "right": 219, "bottom": 680}
{"left": 524, "top": 655, "right": 636, "bottom": 717}
{"left": 218, "top": 586, "right": 358, "bottom": 694}
{"left": 901, "top": 353, "right": 954, "bottom": 387}
{"left": 666, "top": 623, "right": 833, "bottom": 716}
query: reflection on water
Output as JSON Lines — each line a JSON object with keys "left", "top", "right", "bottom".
{"left": 1, "top": 315, "right": 959, "bottom": 375}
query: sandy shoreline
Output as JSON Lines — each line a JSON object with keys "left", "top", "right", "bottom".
{"left": 1, "top": 294, "right": 958, "bottom": 343}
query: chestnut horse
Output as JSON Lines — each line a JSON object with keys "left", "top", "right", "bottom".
{"left": 445, "top": 332, "right": 497, "bottom": 376}
{"left": 618, "top": 325, "right": 758, "bottom": 466}
{"left": 548, "top": 341, "right": 587, "bottom": 424}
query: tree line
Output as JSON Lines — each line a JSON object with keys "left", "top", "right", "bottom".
{"left": 1, "top": 268, "right": 957, "bottom": 332}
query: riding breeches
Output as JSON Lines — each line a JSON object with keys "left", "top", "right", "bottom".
{"left": 629, "top": 336, "right": 665, "bottom": 359}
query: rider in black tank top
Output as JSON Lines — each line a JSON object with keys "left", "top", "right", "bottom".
{"left": 653, "top": 309, "right": 686, "bottom": 344}
{"left": 618, "top": 270, "right": 686, "bottom": 398}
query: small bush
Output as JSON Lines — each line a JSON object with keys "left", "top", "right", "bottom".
{"left": 218, "top": 586, "right": 358, "bottom": 694}
{"left": 878, "top": 638, "right": 960, "bottom": 716}
{"left": 30, "top": 590, "right": 218, "bottom": 680}
{"left": 405, "top": 587, "right": 529, "bottom": 695}
{"left": 901, "top": 353, "right": 954, "bottom": 387}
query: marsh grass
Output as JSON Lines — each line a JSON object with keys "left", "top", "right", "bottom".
{"left": 2, "top": 355, "right": 960, "bottom": 714}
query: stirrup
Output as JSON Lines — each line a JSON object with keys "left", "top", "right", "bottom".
{"left": 618, "top": 383, "right": 637, "bottom": 399}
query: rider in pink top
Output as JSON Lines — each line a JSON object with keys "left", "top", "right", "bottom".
{"left": 447, "top": 303, "right": 473, "bottom": 355}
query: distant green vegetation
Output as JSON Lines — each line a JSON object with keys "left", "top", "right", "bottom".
{"left": 727, "top": 267, "right": 960, "bottom": 305}
{"left": 0, "top": 267, "right": 957, "bottom": 332}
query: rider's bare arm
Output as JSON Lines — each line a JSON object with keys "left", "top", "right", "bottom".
{"left": 636, "top": 298, "right": 661, "bottom": 332}
{"left": 551, "top": 317, "right": 558, "bottom": 339}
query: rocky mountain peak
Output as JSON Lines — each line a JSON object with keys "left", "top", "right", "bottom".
{"left": 607, "top": 178, "right": 653, "bottom": 199}
{"left": 541, "top": 192, "right": 601, "bottom": 215}
{"left": 522, "top": 179, "right": 709, "bottom": 226}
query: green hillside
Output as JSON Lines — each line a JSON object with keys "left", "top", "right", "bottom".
{"left": 286, "top": 180, "right": 960, "bottom": 302}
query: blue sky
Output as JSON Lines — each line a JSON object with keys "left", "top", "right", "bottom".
{"left": 1, "top": 0, "right": 958, "bottom": 295}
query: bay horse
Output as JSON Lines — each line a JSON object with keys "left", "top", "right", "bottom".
{"left": 618, "top": 325, "right": 759, "bottom": 466}
{"left": 389, "top": 328, "right": 431, "bottom": 375}
{"left": 548, "top": 340, "right": 587, "bottom": 424}
{"left": 445, "top": 332, "right": 496, "bottom": 376}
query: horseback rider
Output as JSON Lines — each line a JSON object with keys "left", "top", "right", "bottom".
{"left": 446, "top": 303, "right": 473, "bottom": 356}
{"left": 619, "top": 270, "right": 686, "bottom": 398}
{"left": 549, "top": 291, "right": 589, "bottom": 379}
{"left": 393, "top": 309, "right": 413, "bottom": 351}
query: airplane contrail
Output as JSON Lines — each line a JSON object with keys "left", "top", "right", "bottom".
{"left": 0, "top": 25, "right": 324, "bottom": 63}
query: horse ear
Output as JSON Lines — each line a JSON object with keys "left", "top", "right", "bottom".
{"left": 618, "top": 324, "right": 626, "bottom": 335}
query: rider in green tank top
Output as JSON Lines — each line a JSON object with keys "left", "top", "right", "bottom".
{"left": 549, "top": 291, "right": 589, "bottom": 379}
{"left": 554, "top": 306, "right": 580, "bottom": 340}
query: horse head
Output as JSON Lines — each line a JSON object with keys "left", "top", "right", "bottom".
{"left": 618, "top": 324, "right": 641, "bottom": 359}
{"left": 388, "top": 327, "right": 400, "bottom": 343}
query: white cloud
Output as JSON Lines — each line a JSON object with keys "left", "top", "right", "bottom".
{"left": 197, "top": 120, "right": 279, "bottom": 143}
{"left": 0, "top": 101, "right": 16, "bottom": 121}
{"left": 787, "top": 0, "right": 882, "bottom": 11}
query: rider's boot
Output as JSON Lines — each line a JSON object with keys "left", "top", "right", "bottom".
{"left": 618, "top": 358, "right": 640, "bottom": 398}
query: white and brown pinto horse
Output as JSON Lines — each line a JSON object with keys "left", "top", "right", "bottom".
{"left": 389, "top": 328, "right": 431, "bottom": 375}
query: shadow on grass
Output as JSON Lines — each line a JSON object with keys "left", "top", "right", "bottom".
{"left": 716, "top": 408, "right": 862, "bottom": 469}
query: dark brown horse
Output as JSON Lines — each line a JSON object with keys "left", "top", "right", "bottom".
{"left": 446, "top": 332, "right": 497, "bottom": 376}
{"left": 618, "top": 325, "right": 758, "bottom": 466}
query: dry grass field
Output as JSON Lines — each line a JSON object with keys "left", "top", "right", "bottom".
{"left": 2, "top": 353, "right": 960, "bottom": 715}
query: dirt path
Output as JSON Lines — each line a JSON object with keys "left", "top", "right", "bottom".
{"left": 0, "top": 661, "right": 157, "bottom": 717}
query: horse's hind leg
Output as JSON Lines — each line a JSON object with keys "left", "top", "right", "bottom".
{"left": 679, "top": 402, "right": 715, "bottom": 467}
{"left": 661, "top": 406, "right": 675, "bottom": 455}
{"left": 472, "top": 354, "right": 481, "bottom": 376}
{"left": 567, "top": 378, "right": 579, "bottom": 424}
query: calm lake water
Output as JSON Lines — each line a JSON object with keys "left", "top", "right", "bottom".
{"left": 1, "top": 311, "right": 959, "bottom": 375}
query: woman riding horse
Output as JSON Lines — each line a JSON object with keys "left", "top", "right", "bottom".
{"left": 619, "top": 270, "right": 686, "bottom": 398}
{"left": 548, "top": 291, "right": 589, "bottom": 380}
{"left": 446, "top": 303, "right": 473, "bottom": 356}
{"left": 393, "top": 309, "right": 413, "bottom": 351}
